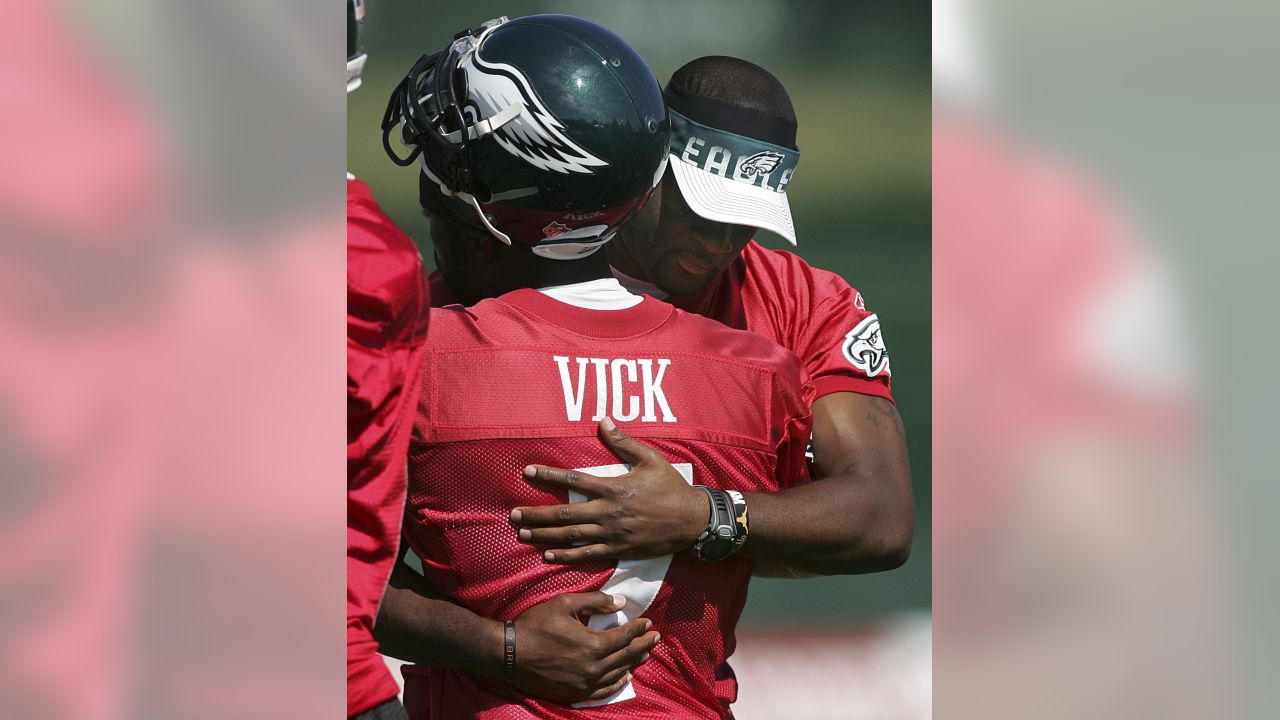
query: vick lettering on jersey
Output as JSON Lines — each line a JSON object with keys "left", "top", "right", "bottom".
{"left": 421, "top": 344, "right": 778, "bottom": 446}
{"left": 553, "top": 356, "right": 676, "bottom": 423}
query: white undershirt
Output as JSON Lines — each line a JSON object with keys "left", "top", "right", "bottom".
{"left": 536, "top": 277, "right": 644, "bottom": 310}
{"left": 609, "top": 266, "right": 670, "bottom": 300}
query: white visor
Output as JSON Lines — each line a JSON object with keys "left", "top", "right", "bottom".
{"left": 668, "top": 154, "right": 797, "bottom": 245}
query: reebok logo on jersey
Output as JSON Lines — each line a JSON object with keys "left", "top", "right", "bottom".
{"left": 553, "top": 356, "right": 677, "bottom": 423}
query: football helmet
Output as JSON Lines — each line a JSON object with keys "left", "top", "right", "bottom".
{"left": 381, "top": 15, "right": 668, "bottom": 258}
{"left": 347, "top": 0, "right": 366, "bottom": 94}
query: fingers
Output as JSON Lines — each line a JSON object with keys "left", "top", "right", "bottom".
{"left": 561, "top": 591, "right": 627, "bottom": 616}
{"left": 544, "top": 543, "right": 612, "bottom": 564}
{"left": 518, "top": 524, "right": 606, "bottom": 546}
{"left": 598, "top": 416, "right": 662, "bottom": 467}
{"left": 599, "top": 616, "right": 652, "bottom": 654}
{"left": 599, "top": 630, "right": 659, "bottom": 674}
{"left": 512, "top": 499, "right": 608, "bottom": 527}
{"left": 522, "top": 464, "right": 606, "bottom": 495}
{"left": 592, "top": 664, "right": 631, "bottom": 693}
{"left": 587, "top": 627, "right": 659, "bottom": 701}
{"left": 586, "top": 670, "right": 633, "bottom": 701}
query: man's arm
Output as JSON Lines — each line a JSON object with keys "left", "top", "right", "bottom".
{"left": 514, "top": 393, "right": 914, "bottom": 576}
{"left": 374, "top": 549, "right": 502, "bottom": 674}
{"left": 742, "top": 392, "right": 913, "bottom": 574}
{"left": 374, "top": 544, "right": 660, "bottom": 704}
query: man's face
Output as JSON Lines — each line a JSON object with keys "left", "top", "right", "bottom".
{"left": 619, "top": 173, "right": 756, "bottom": 298}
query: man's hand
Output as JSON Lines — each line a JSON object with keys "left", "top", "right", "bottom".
{"left": 376, "top": 550, "right": 658, "bottom": 705}
{"left": 513, "top": 592, "right": 660, "bottom": 704}
{"left": 513, "top": 417, "right": 709, "bottom": 564}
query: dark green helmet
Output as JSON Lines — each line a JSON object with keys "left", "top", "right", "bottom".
{"left": 347, "top": 0, "right": 366, "bottom": 93}
{"left": 382, "top": 15, "right": 669, "bottom": 259}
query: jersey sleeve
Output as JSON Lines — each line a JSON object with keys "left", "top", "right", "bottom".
{"left": 770, "top": 351, "right": 815, "bottom": 490}
{"left": 798, "top": 268, "right": 895, "bottom": 402}
{"left": 347, "top": 178, "right": 430, "bottom": 437}
{"left": 346, "top": 178, "right": 430, "bottom": 716}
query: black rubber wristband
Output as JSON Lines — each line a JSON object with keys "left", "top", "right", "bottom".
{"left": 503, "top": 620, "right": 517, "bottom": 684}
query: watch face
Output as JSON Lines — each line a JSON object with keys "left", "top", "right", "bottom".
{"left": 700, "top": 538, "right": 733, "bottom": 561}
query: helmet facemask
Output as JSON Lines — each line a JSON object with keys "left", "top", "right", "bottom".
{"left": 382, "top": 18, "right": 521, "bottom": 245}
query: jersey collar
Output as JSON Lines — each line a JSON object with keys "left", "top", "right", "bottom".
{"left": 501, "top": 285, "right": 673, "bottom": 338}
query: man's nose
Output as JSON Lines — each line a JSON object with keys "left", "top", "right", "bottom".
{"left": 695, "top": 226, "right": 737, "bottom": 254}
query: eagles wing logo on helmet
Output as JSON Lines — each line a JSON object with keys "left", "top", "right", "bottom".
{"left": 842, "top": 315, "right": 891, "bottom": 377}
{"left": 461, "top": 52, "right": 609, "bottom": 175}
{"left": 739, "top": 151, "right": 784, "bottom": 178}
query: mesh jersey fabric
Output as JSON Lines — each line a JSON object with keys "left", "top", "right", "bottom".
{"left": 347, "top": 178, "right": 430, "bottom": 717}
{"left": 403, "top": 288, "right": 812, "bottom": 719}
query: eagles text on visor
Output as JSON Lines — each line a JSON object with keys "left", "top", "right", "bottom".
{"left": 669, "top": 110, "right": 799, "bottom": 193}
{"left": 381, "top": 15, "right": 669, "bottom": 259}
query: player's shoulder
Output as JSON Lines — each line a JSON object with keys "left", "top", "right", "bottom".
{"left": 739, "top": 240, "right": 857, "bottom": 304}
{"left": 426, "top": 296, "right": 533, "bottom": 348}
{"left": 347, "top": 176, "right": 387, "bottom": 228}
{"left": 425, "top": 301, "right": 477, "bottom": 336}
{"left": 668, "top": 305, "right": 805, "bottom": 377}
{"left": 347, "top": 178, "right": 419, "bottom": 260}
{"left": 347, "top": 177, "right": 424, "bottom": 299}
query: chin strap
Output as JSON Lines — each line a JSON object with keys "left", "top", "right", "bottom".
{"left": 465, "top": 195, "right": 513, "bottom": 246}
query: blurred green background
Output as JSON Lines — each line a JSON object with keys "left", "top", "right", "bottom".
{"left": 349, "top": 0, "right": 930, "bottom": 623}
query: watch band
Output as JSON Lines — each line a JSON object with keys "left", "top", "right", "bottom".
{"left": 725, "top": 489, "right": 749, "bottom": 551}
{"left": 692, "top": 486, "right": 746, "bottom": 561}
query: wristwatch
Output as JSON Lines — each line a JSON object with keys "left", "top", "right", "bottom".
{"left": 692, "top": 487, "right": 749, "bottom": 561}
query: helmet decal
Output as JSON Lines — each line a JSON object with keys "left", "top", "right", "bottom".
{"left": 462, "top": 51, "right": 609, "bottom": 175}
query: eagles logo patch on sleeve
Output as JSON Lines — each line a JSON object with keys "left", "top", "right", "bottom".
{"left": 842, "top": 314, "right": 891, "bottom": 377}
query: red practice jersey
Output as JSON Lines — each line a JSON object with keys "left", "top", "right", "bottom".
{"left": 666, "top": 241, "right": 893, "bottom": 402}
{"left": 432, "top": 242, "right": 891, "bottom": 403}
{"left": 402, "top": 286, "right": 812, "bottom": 719}
{"left": 347, "top": 177, "right": 430, "bottom": 716}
